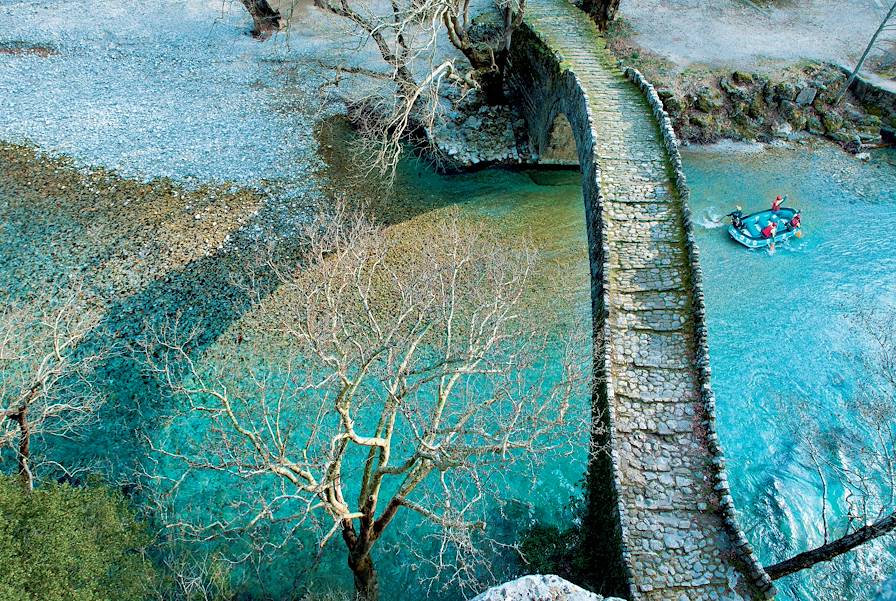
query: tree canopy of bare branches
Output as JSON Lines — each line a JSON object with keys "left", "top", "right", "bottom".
{"left": 143, "top": 208, "right": 591, "bottom": 600}
{"left": 0, "top": 288, "right": 107, "bottom": 492}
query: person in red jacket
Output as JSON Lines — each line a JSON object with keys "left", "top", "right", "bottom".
{"left": 771, "top": 195, "right": 784, "bottom": 212}
{"left": 788, "top": 212, "right": 801, "bottom": 229}
{"left": 761, "top": 221, "right": 779, "bottom": 239}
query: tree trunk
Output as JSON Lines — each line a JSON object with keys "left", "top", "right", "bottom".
{"left": 453, "top": 46, "right": 508, "bottom": 105}
{"left": 582, "top": 0, "right": 621, "bottom": 31}
{"left": 239, "top": 0, "right": 282, "bottom": 38}
{"left": 836, "top": 0, "right": 896, "bottom": 104}
{"left": 348, "top": 549, "right": 379, "bottom": 601}
{"left": 764, "top": 511, "right": 896, "bottom": 580}
{"left": 11, "top": 407, "right": 33, "bottom": 493}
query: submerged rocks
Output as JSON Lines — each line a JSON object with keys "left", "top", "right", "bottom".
{"left": 472, "top": 575, "right": 620, "bottom": 601}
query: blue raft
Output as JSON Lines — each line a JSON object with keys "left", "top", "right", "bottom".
{"left": 728, "top": 207, "right": 802, "bottom": 249}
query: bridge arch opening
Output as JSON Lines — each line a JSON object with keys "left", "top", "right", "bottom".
{"left": 539, "top": 113, "right": 579, "bottom": 166}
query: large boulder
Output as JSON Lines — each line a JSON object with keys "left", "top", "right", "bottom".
{"left": 471, "top": 575, "right": 623, "bottom": 601}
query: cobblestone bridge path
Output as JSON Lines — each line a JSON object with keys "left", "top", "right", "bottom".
{"left": 518, "top": 1, "right": 778, "bottom": 599}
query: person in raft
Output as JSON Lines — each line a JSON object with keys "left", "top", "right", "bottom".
{"left": 771, "top": 195, "right": 784, "bottom": 212}
{"left": 787, "top": 212, "right": 801, "bottom": 230}
{"left": 761, "top": 221, "right": 779, "bottom": 239}
{"left": 728, "top": 206, "right": 745, "bottom": 229}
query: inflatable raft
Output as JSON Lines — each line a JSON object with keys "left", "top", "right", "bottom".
{"left": 728, "top": 207, "right": 802, "bottom": 249}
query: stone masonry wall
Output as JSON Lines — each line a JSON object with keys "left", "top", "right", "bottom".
{"left": 507, "top": 5, "right": 780, "bottom": 597}
{"left": 508, "top": 23, "right": 634, "bottom": 597}
{"left": 623, "top": 66, "right": 777, "bottom": 598}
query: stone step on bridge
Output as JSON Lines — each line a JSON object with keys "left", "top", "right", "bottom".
{"left": 507, "top": 2, "right": 778, "bottom": 599}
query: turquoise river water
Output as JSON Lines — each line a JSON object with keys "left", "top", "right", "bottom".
{"left": 392, "top": 141, "right": 896, "bottom": 600}
{"left": 2, "top": 140, "right": 894, "bottom": 600}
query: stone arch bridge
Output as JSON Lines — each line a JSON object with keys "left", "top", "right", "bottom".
{"left": 507, "top": 2, "right": 778, "bottom": 599}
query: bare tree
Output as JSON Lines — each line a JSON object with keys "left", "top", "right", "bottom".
{"left": 142, "top": 208, "right": 591, "bottom": 601}
{"left": 581, "top": 0, "right": 620, "bottom": 31}
{"left": 837, "top": 0, "right": 896, "bottom": 104}
{"left": 0, "top": 287, "right": 107, "bottom": 492}
{"left": 282, "top": 0, "right": 527, "bottom": 178}
{"left": 311, "top": 0, "right": 466, "bottom": 180}
{"left": 441, "top": 0, "right": 527, "bottom": 104}
{"left": 763, "top": 303, "right": 896, "bottom": 584}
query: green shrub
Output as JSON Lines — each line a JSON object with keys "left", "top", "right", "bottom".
{"left": 0, "top": 475, "right": 155, "bottom": 601}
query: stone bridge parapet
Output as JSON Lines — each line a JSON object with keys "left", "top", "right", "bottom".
{"left": 507, "top": 2, "right": 777, "bottom": 599}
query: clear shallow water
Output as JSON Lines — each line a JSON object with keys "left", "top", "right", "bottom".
{"left": 3, "top": 136, "right": 894, "bottom": 599}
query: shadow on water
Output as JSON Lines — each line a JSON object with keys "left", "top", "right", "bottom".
{"left": 45, "top": 118, "right": 476, "bottom": 478}
{"left": 29, "top": 208, "right": 313, "bottom": 482}
{"left": 0, "top": 119, "right": 466, "bottom": 480}
{"left": 1, "top": 122, "right": 603, "bottom": 598}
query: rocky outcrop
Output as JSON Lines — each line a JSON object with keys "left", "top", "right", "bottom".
{"left": 605, "top": 26, "right": 895, "bottom": 153}
{"left": 471, "top": 575, "right": 618, "bottom": 601}
{"left": 425, "top": 90, "right": 534, "bottom": 172}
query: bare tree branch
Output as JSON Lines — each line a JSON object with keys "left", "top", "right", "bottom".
{"left": 0, "top": 285, "right": 108, "bottom": 492}
{"left": 142, "top": 206, "right": 593, "bottom": 600}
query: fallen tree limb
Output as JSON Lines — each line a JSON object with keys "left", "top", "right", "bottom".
{"left": 765, "top": 511, "right": 896, "bottom": 580}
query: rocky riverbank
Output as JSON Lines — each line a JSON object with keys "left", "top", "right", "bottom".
{"left": 605, "top": 20, "right": 895, "bottom": 153}
{"left": 415, "top": 26, "right": 896, "bottom": 172}
{"left": 424, "top": 89, "right": 535, "bottom": 172}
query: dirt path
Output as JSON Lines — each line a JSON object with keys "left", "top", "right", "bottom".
{"left": 620, "top": 0, "right": 896, "bottom": 77}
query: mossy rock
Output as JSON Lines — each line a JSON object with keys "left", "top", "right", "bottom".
{"left": 733, "top": 71, "right": 754, "bottom": 85}
{"left": 695, "top": 86, "right": 724, "bottom": 112}
{"left": 806, "top": 114, "right": 824, "bottom": 135}
{"left": 788, "top": 111, "right": 808, "bottom": 131}
{"left": 659, "top": 91, "right": 684, "bottom": 115}
{"left": 773, "top": 81, "right": 797, "bottom": 103}
{"left": 689, "top": 113, "right": 714, "bottom": 128}
{"left": 719, "top": 76, "right": 753, "bottom": 103}
{"left": 830, "top": 129, "right": 859, "bottom": 145}
{"left": 747, "top": 96, "right": 766, "bottom": 119}
{"left": 820, "top": 110, "right": 844, "bottom": 133}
